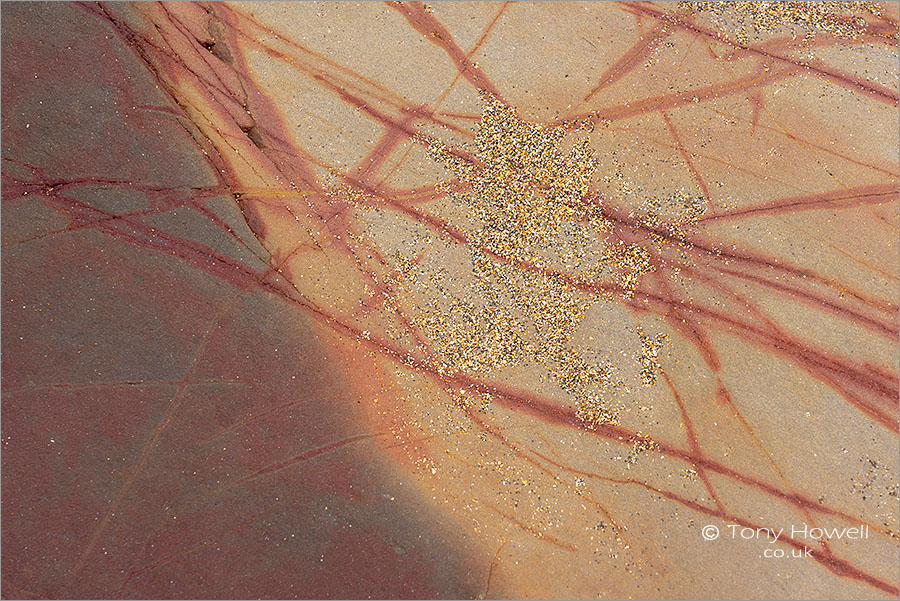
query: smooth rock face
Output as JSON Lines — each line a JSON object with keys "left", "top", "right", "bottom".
{"left": 2, "top": 2, "right": 897, "bottom": 599}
